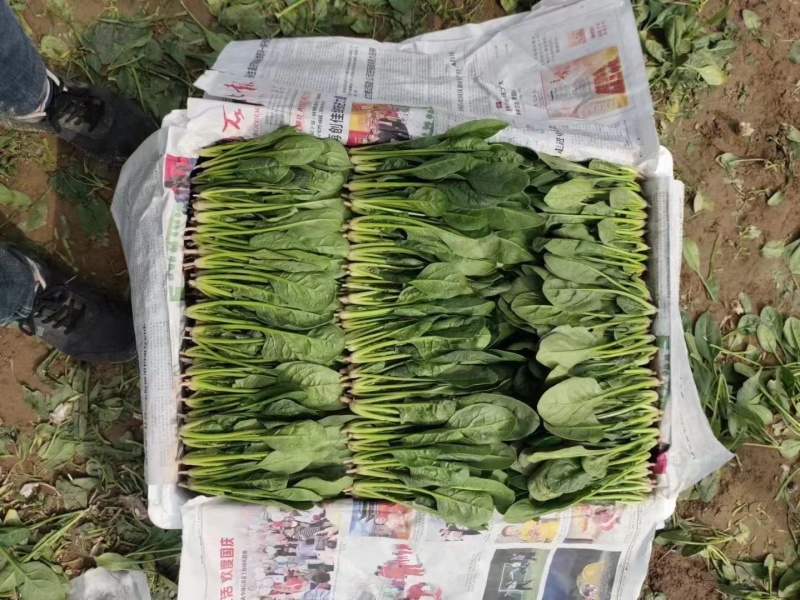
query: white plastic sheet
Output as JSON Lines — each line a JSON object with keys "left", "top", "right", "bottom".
{"left": 67, "top": 568, "right": 151, "bottom": 600}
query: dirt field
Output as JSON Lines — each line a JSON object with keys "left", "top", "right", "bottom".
{"left": 646, "top": 0, "right": 800, "bottom": 595}
{"left": 1, "top": 1, "right": 799, "bottom": 598}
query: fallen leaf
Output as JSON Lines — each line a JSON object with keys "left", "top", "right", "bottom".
{"left": 779, "top": 439, "right": 800, "bottom": 459}
{"left": 39, "top": 436, "right": 80, "bottom": 470}
{"left": 786, "top": 125, "right": 800, "bottom": 156}
{"left": 742, "top": 225, "right": 762, "bottom": 240}
{"left": 0, "top": 184, "right": 31, "bottom": 210}
{"left": 350, "top": 14, "right": 372, "bottom": 35}
{"left": 388, "top": 0, "right": 415, "bottom": 14}
{"left": 40, "top": 35, "right": 70, "bottom": 62}
{"left": 742, "top": 9, "right": 761, "bottom": 31}
{"left": 767, "top": 189, "right": 785, "bottom": 207}
{"left": 75, "top": 197, "right": 111, "bottom": 238}
{"left": 791, "top": 39, "right": 800, "bottom": 65}
{"left": 18, "top": 561, "right": 67, "bottom": 600}
{"left": 682, "top": 238, "right": 703, "bottom": 274}
{"left": 716, "top": 152, "right": 743, "bottom": 172}
{"left": 706, "top": 275, "right": 720, "bottom": 300}
{"left": 785, "top": 240, "right": 800, "bottom": 274}
{"left": 738, "top": 292, "right": 754, "bottom": 314}
{"left": 734, "top": 522, "right": 751, "bottom": 545}
{"left": 94, "top": 553, "right": 140, "bottom": 571}
{"left": 0, "top": 527, "right": 30, "bottom": 547}
{"left": 3, "top": 510, "right": 22, "bottom": 526}
{"left": 55, "top": 480, "right": 88, "bottom": 510}
{"left": 693, "top": 191, "right": 712, "bottom": 213}
{"left": 761, "top": 240, "right": 785, "bottom": 258}
{"left": 694, "top": 64, "right": 727, "bottom": 86}
{"left": 665, "top": 97, "right": 681, "bottom": 122}
{"left": 22, "top": 387, "right": 49, "bottom": 420}
{"left": 22, "top": 196, "right": 49, "bottom": 232}
{"left": 645, "top": 38, "right": 667, "bottom": 63}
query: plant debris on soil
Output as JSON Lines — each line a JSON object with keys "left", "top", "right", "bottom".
{"left": 1, "top": 0, "right": 800, "bottom": 599}
{"left": 0, "top": 352, "right": 180, "bottom": 600}
{"left": 647, "top": 0, "right": 800, "bottom": 597}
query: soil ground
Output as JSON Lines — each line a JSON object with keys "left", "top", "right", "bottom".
{"left": 670, "top": 0, "right": 800, "bottom": 320}
{"left": 1, "top": 0, "right": 799, "bottom": 598}
{"left": 646, "top": 0, "right": 800, "bottom": 596}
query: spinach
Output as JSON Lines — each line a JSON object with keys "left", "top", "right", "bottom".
{"left": 181, "top": 130, "right": 352, "bottom": 506}
{"left": 181, "top": 122, "right": 660, "bottom": 528}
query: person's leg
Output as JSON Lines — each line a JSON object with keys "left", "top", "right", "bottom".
{"left": 0, "top": 0, "right": 156, "bottom": 164}
{"left": 0, "top": 245, "right": 36, "bottom": 324}
{"left": 0, "top": 1, "right": 49, "bottom": 118}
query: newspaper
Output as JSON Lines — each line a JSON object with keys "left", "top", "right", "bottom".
{"left": 109, "top": 0, "right": 734, "bottom": 597}
{"left": 192, "top": 0, "right": 660, "bottom": 169}
{"left": 178, "top": 496, "right": 675, "bottom": 600}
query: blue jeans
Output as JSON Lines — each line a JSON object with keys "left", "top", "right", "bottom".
{"left": 0, "top": 0, "right": 48, "bottom": 117}
{"left": 0, "top": 2, "right": 48, "bottom": 324}
{"left": 0, "top": 246, "right": 35, "bottom": 325}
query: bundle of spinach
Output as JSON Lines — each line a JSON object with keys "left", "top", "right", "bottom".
{"left": 342, "top": 121, "right": 544, "bottom": 526}
{"left": 501, "top": 156, "right": 660, "bottom": 521}
{"left": 181, "top": 127, "right": 354, "bottom": 509}
{"left": 180, "top": 119, "right": 661, "bottom": 528}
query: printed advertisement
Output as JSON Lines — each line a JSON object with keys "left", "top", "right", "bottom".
{"left": 541, "top": 47, "right": 629, "bottom": 119}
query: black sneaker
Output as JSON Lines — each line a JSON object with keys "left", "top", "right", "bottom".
{"left": 18, "top": 258, "right": 137, "bottom": 364}
{"left": 10, "top": 71, "right": 157, "bottom": 165}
